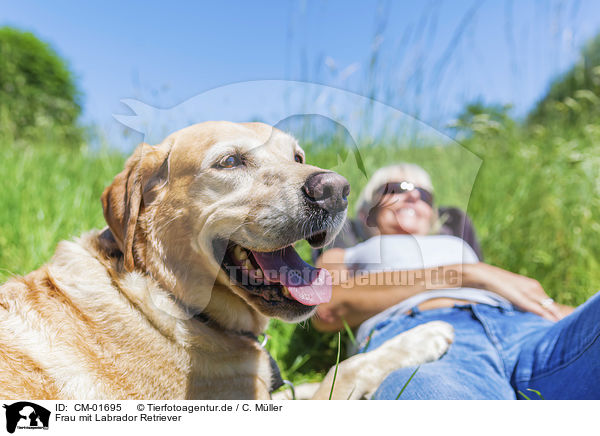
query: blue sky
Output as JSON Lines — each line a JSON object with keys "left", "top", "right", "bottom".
{"left": 3, "top": 1, "right": 600, "bottom": 147}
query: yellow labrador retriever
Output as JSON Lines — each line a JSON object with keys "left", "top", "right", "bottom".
{"left": 0, "top": 121, "right": 452, "bottom": 399}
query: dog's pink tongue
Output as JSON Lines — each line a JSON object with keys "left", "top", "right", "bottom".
{"left": 251, "top": 247, "right": 332, "bottom": 306}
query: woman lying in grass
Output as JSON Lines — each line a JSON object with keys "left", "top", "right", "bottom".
{"left": 312, "top": 163, "right": 600, "bottom": 399}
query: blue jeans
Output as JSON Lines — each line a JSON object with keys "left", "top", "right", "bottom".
{"left": 363, "top": 291, "right": 600, "bottom": 399}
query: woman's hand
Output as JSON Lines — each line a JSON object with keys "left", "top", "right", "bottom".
{"left": 464, "top": 263, "right": 568, "bottom": 321}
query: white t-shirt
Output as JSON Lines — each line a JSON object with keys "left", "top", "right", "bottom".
{"left": 344, "top": 235, "right": 511, "bottom": 346}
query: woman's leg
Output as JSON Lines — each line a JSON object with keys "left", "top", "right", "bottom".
{"left": 370, "top": 305, "right": 516, "bottom": 400}
{"left": 373, "top": 359, "right": 516, "bottom": 400}
{"left": 512, "top": 291, "right": 600, "bottom": 399}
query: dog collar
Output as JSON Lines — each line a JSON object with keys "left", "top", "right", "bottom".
{"left": 193, "top": 312, "right": 284, "bottom": 393}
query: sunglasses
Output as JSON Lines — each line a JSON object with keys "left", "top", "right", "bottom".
{"left": 373, "top": 181, "right": 434, "bottom": 207}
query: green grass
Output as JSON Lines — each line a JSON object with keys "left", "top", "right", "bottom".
{"left": 518, "top": 388, "right": 545, "bottom": 400}
{"left": 396, "top": 366, "right": 420, "bottom": 400}
{"left": 0, "top": 139, "right": 124, "bottom": 282}
{"left": 2, "top": 120, "right": 600, "bottom": 385}
{"left": 329, "top": 332, "right": 341, "bottom": 400}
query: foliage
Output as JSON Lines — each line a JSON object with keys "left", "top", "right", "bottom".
{"left": 0, "top": 27, "right": 82, "bottom": 143}
{"left": 528, "top": 33, "right": 600, "bottom": 127}
{"left": 449, "top": 101, "right": 516, "bottom": 140}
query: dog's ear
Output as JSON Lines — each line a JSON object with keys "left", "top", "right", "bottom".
{"left": 101, "top": 143, "right": 170, "bottom": 271}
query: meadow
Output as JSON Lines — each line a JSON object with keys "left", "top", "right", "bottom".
{"left": 266, "top": 120, "right": 600, "bottom": 383}
{"left": 2, "top": 116, "right": 599, "bottom": 385}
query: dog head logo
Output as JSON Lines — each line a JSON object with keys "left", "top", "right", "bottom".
{"left": 3, "top": 402, "right": 50, "bottom": 433}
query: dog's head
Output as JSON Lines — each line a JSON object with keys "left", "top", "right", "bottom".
{"left": 102, "top": 121, "right": 349, "bottom": 331}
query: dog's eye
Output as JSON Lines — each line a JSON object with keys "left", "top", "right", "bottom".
{"left": 294, "top": 154, "right": 304, "bottom": 164}
{"left": 219, "top": 155, "right": 243, "bottom": 169}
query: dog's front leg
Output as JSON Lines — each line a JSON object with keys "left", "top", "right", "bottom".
{"left": 310, "top": 321, "right": 454, "bottom": 400}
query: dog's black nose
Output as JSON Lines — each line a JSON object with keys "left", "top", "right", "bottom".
{"left": 303, "top": 172, "right": 350, "bottom": 214}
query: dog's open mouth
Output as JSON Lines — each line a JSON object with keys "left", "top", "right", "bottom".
{"left": 219, "top": 240, "right": 332, "bottom": 306}
{"left": 305, "top": 230, "right": 328, "bottom": 247}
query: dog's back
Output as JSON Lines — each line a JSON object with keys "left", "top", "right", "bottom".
{"left": 0, "top": 268, "right": 64, "bottom": 399}
{"left": 0, "top": 233, "right": 190, "bottom": 399}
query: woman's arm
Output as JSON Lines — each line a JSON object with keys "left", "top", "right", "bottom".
{"left": 313, "top": 248, "right": 466, "bottom": 331}
{"left": 463, "top": 262, "right": 573, "bottom": 320}
{"left": 313, "top": 264, "right": 468, "bottom": 331}
{"left": 313, "top": 253, "right": 571, "bottom": 332}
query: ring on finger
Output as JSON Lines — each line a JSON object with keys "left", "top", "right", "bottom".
{"left": 540, "top": 298, "right": 555, "bottom": 309}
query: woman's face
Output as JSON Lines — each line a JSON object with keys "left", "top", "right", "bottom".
{"left": 374, "top": 183, "right": 434, "bottom": 235}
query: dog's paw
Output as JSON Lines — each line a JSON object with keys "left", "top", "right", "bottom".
{"left": 381, "top": 321, "right": 454, "bottom": 365}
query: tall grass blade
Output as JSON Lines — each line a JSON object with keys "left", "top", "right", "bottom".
{"left": 526, "top": 388, "right": 545, "bottom": 400}
{"left": 396, "top": 365, "right": 421, "bottom": 400}
{"left": 362, "top": 327, "right": 376, "bottom": 353}
{"left": 517, "top": 390, "right": 532, "bottom": 400}
{"left": 342, "top": 318, "right": 357, "bottom": 346}
{"left": 328, "top": 331, "right": 341, "bottom": 400}
{"left": 287, "top": 354, "right": 311, "bottom": 374}
{"left": 395, "top": 366, "right": 420, "bottom": 400}
{"left": 346, "top": 386, "right": 356, "bottom": 400}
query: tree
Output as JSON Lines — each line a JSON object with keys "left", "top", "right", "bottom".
{"left": 0, "top": 27, "right": 82, "bottom": 143}
{"left": 449, "top": 100, "right": 515, "bottom": 141}
{"left": 528, "top": 33, "right": 600, "bottom": 126}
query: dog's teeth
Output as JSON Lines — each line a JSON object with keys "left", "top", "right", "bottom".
{"left": 233, "top": 245, "right": 248, "bottom": 261}
{"left": 281, "top": 287, "right": 291, "bottom": 297}
{"left": 254, "top": 268, "right": 263, "bottom": 278}
{"left": 244, "top": 258, "right": 254, "bottom": 270}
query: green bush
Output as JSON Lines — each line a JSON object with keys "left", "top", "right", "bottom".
{"left": 528, "top": 33, "right": 600, "bottom": 127}
{"left": 0, "top": 27, "right": 82, "bottom": 143}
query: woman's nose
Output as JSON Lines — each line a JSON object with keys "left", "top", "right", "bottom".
{"left": 405, "top": 189, "right": 420, "bottom": 202}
